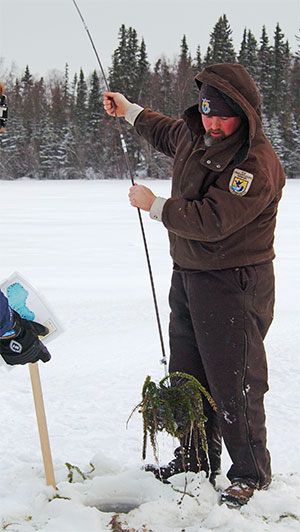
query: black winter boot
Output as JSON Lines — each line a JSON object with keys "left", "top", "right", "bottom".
{"left": 145, "top": 446, "right": 209, "bottom": 483}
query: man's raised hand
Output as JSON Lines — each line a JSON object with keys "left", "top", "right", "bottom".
{"left": 103, "top": 91, "right": 131, "bottom": 117}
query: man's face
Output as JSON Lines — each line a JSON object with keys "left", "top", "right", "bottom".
{"left": 201, "top": 115, "right": 242, "bottom": 147}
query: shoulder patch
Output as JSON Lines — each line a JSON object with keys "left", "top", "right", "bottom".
{"left": 229, "top": 168, "right": 253, "bottom": 196}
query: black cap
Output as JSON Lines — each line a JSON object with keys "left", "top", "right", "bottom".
{"left": 199, "top": 84, "right": 245, "bottom": 118}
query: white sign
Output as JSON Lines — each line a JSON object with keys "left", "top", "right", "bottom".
{"left": 1, "top": 272, "right": 63, "bottom": 344}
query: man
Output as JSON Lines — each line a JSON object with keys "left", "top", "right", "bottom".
{"left": 103, "top": 63, "right": 285, "bottom": 507}
{"left": 0, "top": 82, "right": 51, "bottom": 366}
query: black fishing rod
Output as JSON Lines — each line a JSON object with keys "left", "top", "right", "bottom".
{"left": 72, "top": 0, "right": 168, "bottom": 374}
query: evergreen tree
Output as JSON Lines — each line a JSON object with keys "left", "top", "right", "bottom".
{"left": 290, "top": 55, "right": 300, "bottom": 128}
{"left": 281, "top": 112, "right": 300, "bottom": 177}
{"left": 238, "top": 29, "right": 258, "bottom": 79}
{"left": 247, "top": 30, "right": 259, "bottom": 80}
{"left": 180, "top": 34, "right": 190, "bottom": 63}
{"left": 174, "top": 35, "right": 196, "bottom": 114}
{"left": 21, "top": 65, "right": 34, "bottom": 94}
{"left": 149, "top": 59, "right": 162, "bottom": 110}
{"left": 87, "top": 70, "right": 102, "bottom": 135}
{"left": 51, "top": 82, "right": 68, "bottom": 132}
{"left": 145, "top": 58, "right": 175, "bottom": 177}
{"left": 109, "top": 24, "right": 127, "bottom": 91}
{"left": 63, "top": 63, "right": 70, "bottom": 107}
{"left": 281, "top": 40, "right": 292, "bottom": 117}
{"left": 262, "top": 114, "right": 285, "bottom": 163}
{"left": 238, "top": 29, "right": 248, "bottom": 65}
{"left": 290, "top": 27, "right": 300, "bottom": 128}
{"left": 257, "top": 26, "right": 273, "bottom": 119}
{"left": 58, "top": 123, "right": 78, "bottom": 178}
{"left": 47, "top": 80, "right": 72, "bottom": 178}
{"left": 136, "top": 38, "right": 151, "bottom": 103}
{"left": 21, "top": 65, "right": 35, "bottom": 138}
{"left": 66, "top": 68, "right": 88, "bottom": 176}
{"left": 193, "top": 45, "right": 202, "bottom": 72}
{"left": 150, "top": 56, "right": 176, "bottom": 117}
{"left": 127, "top": 26, "right": 139, "bottom": 94}
{"left": 160, "top": 58, "right": 176, "bottom": 116}
{"left": 203, "top": 45, "right": 213, "bottom": 66}
{"left": 204, "top": 15, "right": 236, "bottom": 65}
{"left": 31, "top": 77, "right": 49, "bottom": 162}
{"left": 272, "top": 23, "right": 287, "bottom": 116}
{"left": 85, "top": 70, "right": 104, "bottom": 175}
{"left": 108, "top": 25, "right": 152, "bottom": 176}
{"left": 109, "top": 24, "right": 141, "bottom": 101}
{"left": 70, "top": 73, "right": 77, "bottom": 112}
{"left": 19, "top": 73, "right": 47, "bottom": 175}
{"left": 75, "top": 68, "right": 88, "bottom": 131}
{"left": 38, "top": 112, "right": 56, "bottom": 178}
{"left": 107, "top": 26, "right": 130, "bottom": 177}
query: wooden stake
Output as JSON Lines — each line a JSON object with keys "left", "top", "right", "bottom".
{"left": 29, "top": 362, "right": 56, "bottom": 489}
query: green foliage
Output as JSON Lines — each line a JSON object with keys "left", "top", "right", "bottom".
{"left": 74, "top": 68, "right": 88, "bottom": 131}
{"left": 272, "top": 24, "right": 289, "bottom": 117}
{"left": 238, "top": 29, "right": 258, "bottom": 79}
{"left": 109, "top": 25, "right": 150, "bottom": 104}
{"left": 257, "top": 26, "right": 273, "bottom": 118}
{"left": 174, "top": 35, "right": 197, "bottom": 114}
{"left": 129, "top": 372, "right": 216, "bottom": 463}
{"left": 108, "top": 25, "right": 152, "bottom": 173}
{"left": 204, "top": 14, "right": 236, "bottom": 65}
{"left": 65, "top": 461, "right": 95, "bottom": 483}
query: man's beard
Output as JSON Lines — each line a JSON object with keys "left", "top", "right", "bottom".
{"left": 204, "top": 130, "right": 225, "bottom": 147}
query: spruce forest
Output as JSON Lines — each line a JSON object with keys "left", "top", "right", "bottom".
{"left": 1, "top": 15, "right": 299, "bottom": 180}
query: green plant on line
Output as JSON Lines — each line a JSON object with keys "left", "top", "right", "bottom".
{"left": 128, "top": 372, "right": 217, "bottom": 465}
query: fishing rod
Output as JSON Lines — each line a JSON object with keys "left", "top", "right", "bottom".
{"left": 72, "top": 0, "right": 168, "bottom": 375}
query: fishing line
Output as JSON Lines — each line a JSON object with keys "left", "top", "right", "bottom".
{"left": 72, "top": 0, "right": 168, "bottom": 374}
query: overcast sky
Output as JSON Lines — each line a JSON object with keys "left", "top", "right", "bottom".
{"left": 0, "top": 0, "right": 299, "bottom": 80}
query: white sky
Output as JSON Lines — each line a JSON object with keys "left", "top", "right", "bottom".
{"left": 0, "top": 0, "right": 299, "bottom": 80}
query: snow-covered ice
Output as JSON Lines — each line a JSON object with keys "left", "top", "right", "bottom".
{"left": 0, "top": 178, "right": 299, "bottom": 532}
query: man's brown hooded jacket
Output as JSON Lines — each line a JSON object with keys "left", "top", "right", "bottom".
{"left": 134, "top": 63, "right": 286, "bottom": 270}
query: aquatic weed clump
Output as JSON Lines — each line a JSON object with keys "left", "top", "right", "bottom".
{"left": 129, "top": 372, "right": 216, "bottom": 463}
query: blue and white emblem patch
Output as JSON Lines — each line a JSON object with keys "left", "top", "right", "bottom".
{"left": 201, "top": 98, "right": 211, "bottom": 115}
{"left": 229, "top": 168, "right": 253, "bottom": 196}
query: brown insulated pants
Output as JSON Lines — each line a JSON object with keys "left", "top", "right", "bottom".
{"left": 168, "top": 262, "right": 274, "bottom": 488}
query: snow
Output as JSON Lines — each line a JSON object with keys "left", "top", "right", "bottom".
{"left": 0, "top": 178, "right": 299, "bottom": 532}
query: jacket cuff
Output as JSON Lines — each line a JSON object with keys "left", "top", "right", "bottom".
{"left": 125, "top": 104, "right": 144, "bottom": 126}
{"left": 150, "top": 197, "right": 167, "bottom": 221}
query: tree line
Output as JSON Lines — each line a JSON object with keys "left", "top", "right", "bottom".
{"left": 0, "top": 15, "right": 299, "bottom": 180}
